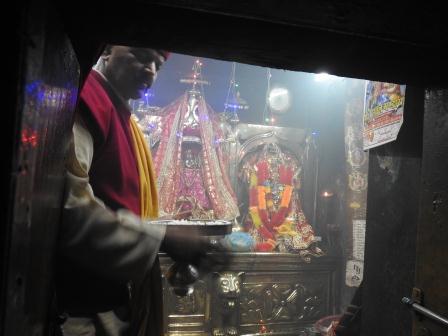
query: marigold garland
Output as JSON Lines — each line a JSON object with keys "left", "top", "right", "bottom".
{"left": 249, "top": 161, "right": 294, "bottom": 250}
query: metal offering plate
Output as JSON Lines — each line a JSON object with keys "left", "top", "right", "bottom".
{"left": 146, "top": 219, "right": 233, "bottom": 236}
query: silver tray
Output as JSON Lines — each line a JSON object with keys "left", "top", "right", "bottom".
{"left": 146, "top": 219, "right": 233, "bottom": 236}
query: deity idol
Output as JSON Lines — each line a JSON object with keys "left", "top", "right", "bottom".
{"left": 240, "top": 142, "right": 321, "bottom": 256}
{"left": 153, "top": 88, "right": 239, "bottom": 220}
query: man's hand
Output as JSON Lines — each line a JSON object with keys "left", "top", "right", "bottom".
{"left": 160, "top": 226, "right": 231, "bottom": 273}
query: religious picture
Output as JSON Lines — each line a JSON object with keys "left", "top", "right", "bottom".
{"left": 363, "top": 81, "right": 406, "bottom": 150}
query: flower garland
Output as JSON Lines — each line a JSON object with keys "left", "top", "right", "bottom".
{"left": 249, "top": 161, "right": 294, "bottom": 251}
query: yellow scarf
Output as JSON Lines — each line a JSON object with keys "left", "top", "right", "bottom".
{"left": 129, "top": 117, "right": 159, "bottom": 219}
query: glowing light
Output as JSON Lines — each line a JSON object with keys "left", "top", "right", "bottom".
{"left": 314, "top": 72, "right": 334, "bottom": 82}
{"left": 224, "top": 103, "right": 248, "bottom": 110}
{"left": 268, "top": 87, "right": 290, "bottom": 113}
{"left": 21, "top": 129, "right": 38, "bottom": 147}
{"left": 321, "top": 190, "right": 334, "bottom": 198}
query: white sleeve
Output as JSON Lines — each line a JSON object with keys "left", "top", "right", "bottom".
{"left": 59, "top": 117, "right": 165, "bottom": 283}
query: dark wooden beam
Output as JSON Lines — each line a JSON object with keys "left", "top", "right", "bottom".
{"left": 145, "top": 0, "right": 448, "bottom": 48}
{"left": 56, "top": 1, "right": 448, "bottom": 87}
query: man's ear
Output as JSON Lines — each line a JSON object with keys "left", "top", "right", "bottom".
{"left": 101, "top": 44, "right": 113, "bottom": 60}
{"left": 101, "top": 54, "right": 110, "bottom": 63}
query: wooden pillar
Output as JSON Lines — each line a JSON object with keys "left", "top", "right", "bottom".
{"left": 362, "top": 86, "right": 424, "bottom": 336}
{"left": 413, "top": 89, "right": 448, "bottom": 336}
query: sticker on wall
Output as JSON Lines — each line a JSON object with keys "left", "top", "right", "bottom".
{"left": 363, "top": 81, "right": 406, "bottom": 150}
{"left": 347, "top": 147, "right": 367, "bottom": 167}
{"left": 345, "top": 260, "right": 364, "bottom": 287}
{"left": 352, "top": 219, "right": 366, "bottom": 260}
{"left": 348, "top": 171, "right": 368, "bottom": 192}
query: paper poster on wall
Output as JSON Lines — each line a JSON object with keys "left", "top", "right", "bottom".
{"left": 363, "top": 81, "right": 406, "bottom": 150}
